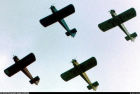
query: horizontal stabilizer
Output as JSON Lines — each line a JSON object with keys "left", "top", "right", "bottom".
{"left": 125, "top": 32, "right": 137, "bottom": 41}
{"left": 30, "top": 76, "right": 40, "bottom": 85}
{"left": 65, "top": 28, "right": 77, "bottom": 37}
{"left": 87, "top": 81, "right": 99, "bottom": 91}
{"left": 40, "top": 4, "right": 75, "bottom": 27}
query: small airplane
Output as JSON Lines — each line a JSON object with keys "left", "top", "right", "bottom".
{"left": 4, "top": 53, "right": 40, "bottom": 85}
{"left": 40, "top": 4, "right": 77, "bottom": 37}
{"left": 61, "top": 57, "right": 99, "bottom": 91}
{"left": 98, "top": 8, "right": 137, "bottom": 42}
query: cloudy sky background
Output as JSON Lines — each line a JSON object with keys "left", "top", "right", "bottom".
{"left": 0, "top": 0, "right": 140, "bottom": 92}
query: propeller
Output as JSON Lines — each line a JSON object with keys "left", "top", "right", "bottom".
{"left": 71, "top": 59, "right": 77, "bottom": 63}
{"left": 109, "top": 9, "right": 115, "bottom": 13}
{"left": 13, "top": 55, "right": 17, "bottom": 59}
{"left": 50, "top": 3, "right": 55, "bottom": 9}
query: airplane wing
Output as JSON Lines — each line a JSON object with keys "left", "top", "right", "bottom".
{"left": 98, "top": 8, "right": 136, "bottom": 32}
{"left": 61, "top": 57, "right": 97, "bottom": 81}
{"left": 40, "top": 4, "right": 75, "bottom": 27}
{"left": 4, "top": 53, "right": 36, "bottom": 77}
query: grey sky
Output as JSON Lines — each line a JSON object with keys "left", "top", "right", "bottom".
{"left": 0, "top": 0, "right": 140, "bottom": 92}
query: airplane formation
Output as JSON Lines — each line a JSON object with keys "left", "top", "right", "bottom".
{"left": 3, "top": 3, "right": 138, "bottom": 92}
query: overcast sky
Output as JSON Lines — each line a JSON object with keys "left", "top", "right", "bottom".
{"left": 0, "top": 0, "right": 140, "bottom": 92}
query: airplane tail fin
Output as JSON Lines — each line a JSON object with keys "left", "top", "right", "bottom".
{"left": 87, "top": 81, "right": 99, "bottom": 91}
{"left": 13, "top": 56, "right": 19, "bottom": 63}
{"left": 65, "top": 28, "right": 77, "bottom": 37}
{"left": 125, "top": 32, "right": 137, "bottom": 41}
{"left": 29, "top": 76, "right": 40, "bottom": 85}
